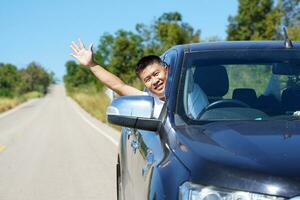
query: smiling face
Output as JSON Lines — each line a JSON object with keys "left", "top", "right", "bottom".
{"left": 138, "top": 62, "right": 168, "bottom": 99}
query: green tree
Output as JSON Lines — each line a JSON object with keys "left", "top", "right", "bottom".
{"left": 137, "top": 12, "right": 200, "bottom": 55}
{"left": 94, "top": 33, "right": 114, "bottom": 66}
{"left": 94, "top": 30, "right": 144, "bottom": 84}
{"left": 281, "top": 0, "right": 300, "bottom": 26}
{"left": 49, "top": 71, "right": 56, "bottom": 84}
{"left": 156, "top": 12, "right": 200, "bottom": 51}
{"left": 280, "top": 0, "right": 300, "bottom": 41}
{"left": 288, "top": 26, "right": 300, "bottom": 40}
{"left": 64, "top": 61, "right": 103, "bottom": 90}
{"left": 227, "top": 0, "right": 282, "bottom": 40}
{"left": 64, "top": 61, "right": 94, "bottom": 86}
{"left": 19, "top": 62, "right": 51, "bottom": 94}
{"left": 65, "top": 12, "right": 200, "bottom": 89}
{"left": 108, "top": 30, "right": 144, "bottom": 84}
{"left": 0, "top": 63, "right": 20, "bottom": 97}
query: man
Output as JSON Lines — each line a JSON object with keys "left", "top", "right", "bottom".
{"left": 70, "top": 39, "right": 168, "bottom": 118}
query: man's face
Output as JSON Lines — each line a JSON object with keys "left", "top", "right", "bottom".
{"left": 138, "top": 62, "right": 168, "bottom": 99}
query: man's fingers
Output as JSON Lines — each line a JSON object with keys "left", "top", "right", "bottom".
{"left": 88, "top": 43, "right": 93, "bottom": 51}
{"left": 78, "top": 38, "right": 85, "bottom": 49}
{"left": 70, "top": 53, "right": 78, "bottom": 59}
{"left": 71, "top": 41, "right": 80, "bottom": 52}
{"left": 70, "top": 44, "right": 79, "bottom": 54}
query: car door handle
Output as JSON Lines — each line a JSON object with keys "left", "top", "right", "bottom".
{"left": 130, "top": 140, "right": 139, "bottom": 153}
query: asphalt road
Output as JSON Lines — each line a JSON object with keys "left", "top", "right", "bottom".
{"left": 0, "top": 85, "right": 120, "bottom": 200}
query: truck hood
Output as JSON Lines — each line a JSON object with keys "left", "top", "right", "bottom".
{"left": 173, "top": 120, "right": 300, "bottom": 197}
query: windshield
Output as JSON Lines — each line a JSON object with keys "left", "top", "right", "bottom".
{"left": 181, "top": 49, "right": 300, "bottom": 121}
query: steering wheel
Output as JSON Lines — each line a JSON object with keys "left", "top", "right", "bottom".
{"left": 203, "top": 99, "right": 249, "bottom": 112}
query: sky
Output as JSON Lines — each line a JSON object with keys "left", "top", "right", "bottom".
{"left": 0, "top": 0, "right": 238, "bottom": 82}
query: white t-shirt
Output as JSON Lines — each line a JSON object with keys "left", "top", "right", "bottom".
{"left": 143, "top": 85, "right": 208, "bottom": 119}
{"left": 263, "top": 74, "right": 281, "bottom": 101}
{"left": 143, "top": 91, "right": 164, "bottom": 118}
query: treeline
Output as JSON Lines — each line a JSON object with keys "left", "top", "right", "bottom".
{"left": 64, "top": 0, "right": 300, "bottom": 90}
{"left": 227, "top": 0, "right": 300, "bottom": 40}
{"left": 0, "top": 62, "right": 55, "bottom": 97}
{"left": 64, "top": 12, "right": 200, "bottom": 90}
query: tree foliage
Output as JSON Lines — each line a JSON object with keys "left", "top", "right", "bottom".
{"left": 94, "top": 33, "right": 114, "bottom": 66}
{"left": 137, "top": 11, "right": 200, "bottom": 55}
{"left": 63, "top": 61, "right": 103, "bottom": 91}
{"left": 65, "top": 12, "right": 201, "bottom": 89}
{"left": 281, "top": 0, "right": 300, "bottom": 26}
{"left": 110, "top": 30, "right": 144, "bottom": 83}
{"left": 0, "top": 63, "right": 20, "bottom": 96}
{"left": 288, "top": 26, "right": 300, "bottom": 40}
{"left": 19, "top": 62, "right": 52, "bottom": 94}
{"left": 227, "top": 0, "right": 282, "bottom": 40}
{"left": 0, "top": 62, "right": 54, "bottom": 97}
{"left": 281, "top": 0, "right": 300, "bottom": 41}
{"left": 94, "top": 30, "right": 144, "bottom": 84}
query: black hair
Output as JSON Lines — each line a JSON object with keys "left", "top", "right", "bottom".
{"left": 135, "top": 55, "right": 168, "bottom": 76}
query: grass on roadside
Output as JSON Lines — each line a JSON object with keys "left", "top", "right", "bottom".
{"left": 0, "top": 91, "right": 43, "bottom": 113}
{"left": 70, "top": 88, "right": 110, "bottom": 123}
{"left": 66, "top": 78, "right": 145, "bottom": 131}
{"left": 67, "top": 85, "right": 121, "bottom": 130}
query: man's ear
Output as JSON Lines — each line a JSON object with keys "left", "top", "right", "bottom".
{"left": 165, "top": 66, "right": 169, "bottom": 73}
{"left": 162, "top": 61, "right": 169, "bottom": 69}
{"left": 163, "top": 62, "right": 169, "bottom": 73}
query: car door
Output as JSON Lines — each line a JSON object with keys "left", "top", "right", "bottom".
{"left": 122, "top": 127, "right": 137, "bottom": 200}
{"left": 129, "top": 51, "right": 178, "bottom": 199}
{"left": 131, "top": 128, "right": 165, "bottom": 200}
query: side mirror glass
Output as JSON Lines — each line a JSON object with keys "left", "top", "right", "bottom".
{"left": 107, "top": 95, "right": 161, "bottom": 131}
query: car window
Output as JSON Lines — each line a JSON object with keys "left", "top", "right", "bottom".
{"left": 180, "top": 50, "right": 300, "bottom": 122}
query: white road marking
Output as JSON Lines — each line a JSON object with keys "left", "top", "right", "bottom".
{"left": 68, "top": 98, "right": 118, "bottom": 146}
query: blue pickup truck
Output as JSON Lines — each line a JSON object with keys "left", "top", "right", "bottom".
{"left": 108, "top": 40, "right": 300, "bottom": 200}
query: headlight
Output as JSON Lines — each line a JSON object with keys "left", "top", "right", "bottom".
{"left": 179, "top": 182, "right": 285, "bottom": 200}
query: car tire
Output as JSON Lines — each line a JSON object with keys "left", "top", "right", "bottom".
{"left": 116, "top": 159, "right": 123, "bottom": 200}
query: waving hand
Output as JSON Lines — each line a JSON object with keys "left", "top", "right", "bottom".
{"left": 70, "top": 39, "right": 95, "bottom": 67}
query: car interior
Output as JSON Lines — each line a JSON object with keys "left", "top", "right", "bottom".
{"left": 185, "top": 63, "right": 300, "bottom": 120}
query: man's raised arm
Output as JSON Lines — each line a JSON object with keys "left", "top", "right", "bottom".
{"left": 70, "top": 39, "right": 143, "bottom": 96}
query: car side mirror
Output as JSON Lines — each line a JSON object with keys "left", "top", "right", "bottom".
{"left": 106, "top": 95, "right": 161, "bottom": 131}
